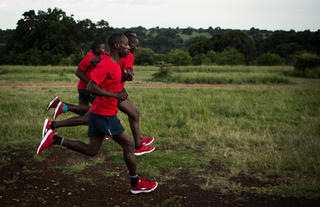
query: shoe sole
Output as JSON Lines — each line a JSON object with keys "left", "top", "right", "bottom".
{"left": 134, "top": 147, "right": 155, "bottom": 156}
{"left": 130, "top": 182, "right": 158, "bottom": 194}
{"left": 37, "top": 129, "right": 53, "bottom": 155}
{"left": 142, "top": 137, "right": 154, "bottom": 146}
{"left": 46, "top": 96, "right": 59, "bottom": 111}
{"left": 53, "top": 102, "right": 62, "bottom": 120}
{"left": 42, "top": 118, "right": 49, "bottom": 138}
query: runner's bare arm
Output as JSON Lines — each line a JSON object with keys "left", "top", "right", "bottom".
{"left": 87, "top": 80, "right": 128, "bottom": 100}
{"left": 75, "top": 67, "right": 90, "bottom": 83}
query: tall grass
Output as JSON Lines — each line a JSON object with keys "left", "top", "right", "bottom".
{"left": 153, "top": 72, "right": 291, "bottom": 84}
{"left": 151, "top": 65, "right": 293, "bottom": 84}
{"left": 172, "top": 65, "right": 293, "bottom": 73}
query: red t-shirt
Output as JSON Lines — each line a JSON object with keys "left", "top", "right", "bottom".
{"left": 90, "top": 56, "right": 123, "bottom": 116}
{"left": 118, "top": 52, "right": 134, "bottom": 88}
{"left": 77, "top": 52, "right": 106, "bottom": 89}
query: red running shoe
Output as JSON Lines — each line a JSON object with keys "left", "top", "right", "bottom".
{"left": 134, "top": 145, "right": 155, "bottom": 156}
{"left": 37, "top": 129, "right": 55, "bottom": 155}
{"left": 53, "top": 102, "right": 65, "bottom": 120}
{"left": 42, "top": 118, "right": 52, "bottom": 138}
{"left": 104, "top": 135, "right": 112, "bottom": 141}
{"left": 46, "top": 96, "right": 60, "bottom": 111}
{"left": 130, "top": 177, "right": 158, "bottom": 194}
{"left": 140, "top": 136, "right": 154, "bottom": 146}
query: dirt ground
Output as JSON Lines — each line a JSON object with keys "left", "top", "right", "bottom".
{"left": 0, "top": 148, "right": 319, "bottom": 207}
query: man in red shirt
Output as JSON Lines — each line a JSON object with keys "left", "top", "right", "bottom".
{"left": 43, "top": 31, "right": 155, "bottom": 156}
{"left": 37, "top": 33, "right": 158, "bottom": 194}
{"left": 116, "top": 31, "right": 155, "bottom": 155}
{"left": 46, "top": 41, "right": 106, "bottom": 120}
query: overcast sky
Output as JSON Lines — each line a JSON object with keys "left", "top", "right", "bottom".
{"left": 0, "top": 0, "right": 319, "bottom": 31}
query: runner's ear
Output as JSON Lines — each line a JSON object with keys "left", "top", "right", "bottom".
{"left": 114, "top": 43, "right": 120, "bottom": 49}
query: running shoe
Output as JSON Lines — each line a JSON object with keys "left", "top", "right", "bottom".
{"left": 140, "top": 136, "right": 154, "bottom": 146}
{"left": 37, "top": 129, "right": 55, "bottom": 155}
{"left": 134, "top": 145, "right": 155, "bottom": 156}
{"left": 104, "top": 135, "right": 112, "bottom": 141}
{"left": 53, "top": 102, "right": 65, "bottom": 120}
{"left": 46, "top": 96, "right": 60, "bottom": 111}
{"left": 41, "top": 118, "right": 52, "bottom": 138}
{"left": 130, "top": 177, "right": 158, "bottom": 194}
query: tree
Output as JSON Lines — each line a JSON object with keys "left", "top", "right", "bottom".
{"left": 4, "top": 8, "right": 113, "bottom": 65}
{"left": 256, "top": 53, "right": 284, "bottom": 66}
{"left": 192, "top": 54, "right": 211, "bottom": 65}
{"left": 188, "top": 36, "right": 210, "bottom": 56}
{"left": 134, "top": 48, "right": 157, "bottom": 65}
{"left": 167, "top": 49, "right": 192, "bottom": 65}
{"left": 214, "top": 47, "right": 245, "bottom": 65}
{"left": 221, "top": 30, "right": 256, "bottom": 64}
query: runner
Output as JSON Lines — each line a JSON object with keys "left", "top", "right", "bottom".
{"left": 37, "top": 33, "right": 158, "bottom": 194}
{"left": 116, "top": 32, "right": 155, "bottom": 155}
{"left": 46, "top": 41, "right": 106, "bottom": 120}
{"left": 44, "top": 31, "right": 156, "bottom": 156}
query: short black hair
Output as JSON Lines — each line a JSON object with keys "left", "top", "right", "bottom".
{"left": 108, "top": 33, "right": 126, "bottom": 49}
{"left": 127, "top": 35, "right": 138, "bottom": 45}
{"left": 124, "top": 30, "right": 137, "bottom": 38}
{"left": 91, "top": 40, "right": 104, "bottom": 51}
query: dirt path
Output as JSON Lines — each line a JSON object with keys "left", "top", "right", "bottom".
{"left": 0, "top": 148, "right": 319, "bottom": 207}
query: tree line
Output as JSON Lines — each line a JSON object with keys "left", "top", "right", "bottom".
{"left": 0, "top": 8, "right": 319, "bottom": 66}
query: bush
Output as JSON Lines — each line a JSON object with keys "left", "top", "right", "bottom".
{"left": 167, "top": 49, "right": 192, "bottom": 65}
{"left": 134, "top": 48, "right": 157, "bottom": 65}
{"left": 214, "top": 47, "right": 245, "bottom": 65}
{"left": 192, "top": 54, "right": 211, "bottom": 65}
{"left": 151, "top": 61, "right": 172, "bottom": 79}
{"left": 256, "top": 53, "right": 284, "bottom": 66}
{"left": 293, "top": 53, "right": 320, "bottom": 78}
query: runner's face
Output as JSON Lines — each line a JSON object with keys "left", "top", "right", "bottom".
{"left": 119, "top": 38, "right": 130, "bottom": 57}
{"left": 129, "top": 39, "right": 139, "bottom": 53}
{"left": 96, "top": 44, "right": 105, "bottom": 54}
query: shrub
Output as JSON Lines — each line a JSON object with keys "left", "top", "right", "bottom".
{"left": 214, "top": 47, "right": 245, "bottom": 65}
{"left": 134, "top": 48, "right": 157, "bottom": 65}
{"left": 192, "top": 54, "right": 211, "bottom": 65}
{"left": 293, "top": 53, "right": 320, "bottom": 78}
{"left": 152, "top": 61, "right": 172, "bottom": 79}
{"left": 167, "top": 49, "right": 192, "bottom": 65}
{"left": 256, "top": 53, "right": 284, "bottom": 66}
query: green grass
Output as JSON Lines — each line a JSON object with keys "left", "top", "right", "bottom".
{"left": 152, "top": 72, "right": 291, "bottom": 84}
{"left": 151, "top": 65, "right": 294, "bottom": 84}
{"left": 172, "top": 65, "right": 293, "bottom": 73}
{"left": 21, "top": 166, "right": 37, "bottom": 175}
{"left": 55, "top": 155, "right": 105, "bottom": 175}
{"left": 0, "top": 185, "right": 6, "bottom": 192}
{"left": 0, "top": 65, "right": 319, "bottom": 198}
{"left": 78, "top": 177, "right": 95, "bottom": 185}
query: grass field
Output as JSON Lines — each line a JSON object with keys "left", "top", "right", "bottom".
{"left": 0, "top": 65, "right": 320, "bottom": 199}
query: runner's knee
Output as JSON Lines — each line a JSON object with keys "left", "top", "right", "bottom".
{"left": 122, "top": 139, "right": 135, "bottom": 153}
{"left": 129, "top": 108, "right": 140, "bottom": 121}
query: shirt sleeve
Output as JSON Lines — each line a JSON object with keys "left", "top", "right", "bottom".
{"left": 78, "top": 54, "right": 92, "bottom": 72}
{"left": 124, "top": 53, "right": 134, "bottom": 71}
{"left": 90, "top": 64, "right": 108, "bottom": 87}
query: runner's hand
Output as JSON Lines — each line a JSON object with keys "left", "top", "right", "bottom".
{"left": 126, "top": 68, "right": 133, "bottom": 81}
{"left": 117, "top": 91, "right": 128, "bottom": 100}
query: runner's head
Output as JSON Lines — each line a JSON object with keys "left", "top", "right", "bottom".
{"left": 91, "top": 41, "right": 105, "bottom": 55}
{"left": 124, "top": 31, "right": 138, "bottom": 53}
{"left": 124, "top": 30, "right": 137, "bottom": 38}
{"left": 127, "top": 35, "right": 139, "bottom": 53}
{"left": 108, "top": 33, "right": 130, "bottom": 58}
